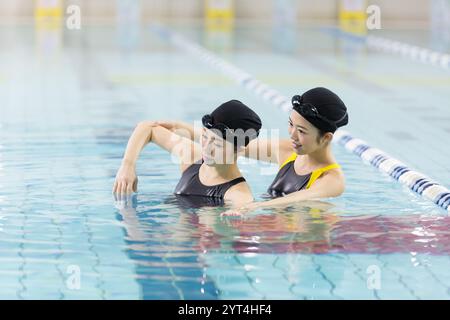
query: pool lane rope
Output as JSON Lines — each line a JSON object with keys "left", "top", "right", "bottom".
{"left": 334, "top": 131, "right": 450, "bottom": 212}
{"left": 322, "top": 27, "right": 450, "bottom": 70}
{"left": 151, "top": 24, "right": 450, "bottom": 212}
{"left": 366, "top": 35, "right": 450, "bottom": 70}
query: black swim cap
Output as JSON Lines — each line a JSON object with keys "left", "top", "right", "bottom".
{"left": 202, "top": 100, "right": 262, "bottom": 147}
{"left": 292, "top": 87, "right": 348, "bottom": 133}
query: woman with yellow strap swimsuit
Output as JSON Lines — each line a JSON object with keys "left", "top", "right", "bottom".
{"left": 224, "top": 87, "right": 349, "bottom": 215}
{"left": 267, "top": 152, "right": 341, "bottom": 197}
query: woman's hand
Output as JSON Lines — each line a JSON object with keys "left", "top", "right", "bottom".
{"left": 221, "top": 202, "right": 259, "bottom": 218}
{"left": 113, "top": 162, "right": 138, "bottom": 196}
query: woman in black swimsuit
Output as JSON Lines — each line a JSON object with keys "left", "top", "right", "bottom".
{"left": 227, "top": 87, "right": 349, "bottom": 215}
{"left": 113, "top": 100, "right": 262, "bottom": 207}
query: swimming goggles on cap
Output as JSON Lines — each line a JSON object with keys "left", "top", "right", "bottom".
{"left": 202, "top": 114, "right": 230, "bottom": 138}
{"left": 202, "top": 114, "right": 260, "bottom": 146}
{"left": 291, "top": 95, "right": 347, "bottom": 131}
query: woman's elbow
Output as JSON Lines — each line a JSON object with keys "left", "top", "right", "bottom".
{"left": 332, "top": 181, "right": 345, "bottom": 197}
{"left": 136, "top": 121, "right": 154, "bottom": 129}
{"left": 135, "top": 122, "right": 155, "bottom": 143}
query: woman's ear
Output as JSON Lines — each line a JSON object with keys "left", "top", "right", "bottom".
{"left": 318, "top": 132, "right": 333, "bottom": 146}
{"left": 324, "top": 132, "right": 334, "bottom": 145}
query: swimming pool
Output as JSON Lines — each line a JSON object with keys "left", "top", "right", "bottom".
{"left": 0, "top": 21, "right": 449, "bottom": 299}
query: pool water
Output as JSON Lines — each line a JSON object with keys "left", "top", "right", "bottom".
{"left": 0, "top": 21, "right": 449, "bottom": 300}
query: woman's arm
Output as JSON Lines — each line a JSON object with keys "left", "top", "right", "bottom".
{"left": 243, "top": 138, "right": 293, "bottom": 165}
{"left": 156, "top": 120, "right": 202, "bottom": 142}
{"left": 113, "top": 121, "right": 154, "bottom": 195}
{"left": 258, "top": 172, "right": 344, "bottom": 207}
{"left": 119, "top": 121, "right": 157, "bottom": 168}
{"left": 113, "top": 121, "right": 200, "bottom": 195}
{"left": 223, "top": 170, "right": 345, "bottom": 215}
{"left": 224, "top": 182, "right": 254, "bottom": 207}
{"left": 158, "top": 122, "right": 295, "bottom": 166}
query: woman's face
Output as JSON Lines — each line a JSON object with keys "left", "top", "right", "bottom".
{"left": 200, "top": 127, "right": 236, "bottom": 165}
{"left": 288, "top": 110, "right": 329, "bottom": 155}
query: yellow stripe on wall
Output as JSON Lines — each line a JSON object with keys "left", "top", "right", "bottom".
{"left": 35, "top": 0, "right": 63, "bottom": 17}
{"left": 338, "top": 0, "right": 368, "bottom": 35}
{"left": 205, "top": 0, "right": 234, "bottom": 20}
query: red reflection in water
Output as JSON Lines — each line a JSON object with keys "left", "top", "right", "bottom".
{"left": 207, "top": 213, "right": 450, "bottom": 255}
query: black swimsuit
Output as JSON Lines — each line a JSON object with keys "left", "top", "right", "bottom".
{"left": 267, "top": 161, "right": 312, "bottom": 197}
{"left": 174, "top": 161, "right": 246, "bottom": 206}
{"left": 267, "top": 153, "right": 340, "bottom": 198}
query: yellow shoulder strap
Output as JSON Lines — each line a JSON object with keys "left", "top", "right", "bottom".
{"left": 279, "top": 152, "right": 297, "bottom": 170}
{"left": 306, "top": 163, "right": 341, "bottom": 189}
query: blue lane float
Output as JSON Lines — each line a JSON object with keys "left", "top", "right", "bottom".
{"left": 334, "top": 130, "right": 450, "bottom": 212}
{"left": 152, "top": 24, "right": 450, "bottom": 213}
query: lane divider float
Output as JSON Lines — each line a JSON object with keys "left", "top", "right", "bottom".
{"left": 323, "top": 27, "right": 450, "bottom": 70}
